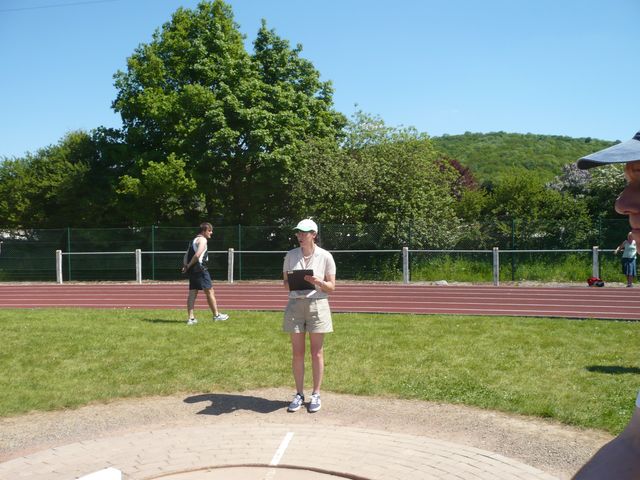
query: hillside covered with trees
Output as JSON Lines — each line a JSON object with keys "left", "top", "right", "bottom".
{"left": 431, "top": 132, "right": 617, "bottom": 184}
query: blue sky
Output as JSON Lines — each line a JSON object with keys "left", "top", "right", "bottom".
{"left": 1, "top": 0, "right": 638, "bottom": 159}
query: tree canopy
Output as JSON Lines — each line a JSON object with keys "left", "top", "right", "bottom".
{"left": 112, "top": 0, "right": 345, "bottom": 225}
{"left": 0, "top": 130, "right": 130, "bottom": 228}
{"left": 290, "top": 112, "right": 461, "bottom": 248}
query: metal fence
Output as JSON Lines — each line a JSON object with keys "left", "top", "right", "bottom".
{"left": 52, "top": 247, "right": 610, "bottom": 286}
{"left": 0, "top": 221, "right": 630, "bottom": 283}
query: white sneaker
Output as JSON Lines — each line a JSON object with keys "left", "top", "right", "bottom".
{"left": 187, "top": 318, "right": 198, "bottom": 325}
{"left": 287, "top": 393, "right": 304, "bottom": 412}
{"left": 308, "top": 393, "right": 321, "bottom": 413}
{"left": 213, "top": 313, "right": 229, "bottom": 321}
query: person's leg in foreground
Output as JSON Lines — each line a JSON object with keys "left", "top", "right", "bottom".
{"left": 308, "top": 332, "right": 325, "bottom": 412}
{"left": 288, "top": 332, "right": 306, "bottom": 412}
{"left": 573, "top": 394, "right": 640, "bottom": 479}
{"left": 287, "top": 331, "right": 325, "bottom": 412}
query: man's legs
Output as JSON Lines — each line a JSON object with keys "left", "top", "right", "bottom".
{"left": 204, "top": 287, "right": 220, "bottom": 316}
{"left": 187, "top": 289, "right": 198, "bottom": 319}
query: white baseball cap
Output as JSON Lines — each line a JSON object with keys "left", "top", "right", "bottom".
{"left": 293, "top": 219, "right": 318, "bottom": 232}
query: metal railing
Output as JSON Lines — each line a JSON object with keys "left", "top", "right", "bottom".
{"left": 55, "top": 247, "right": 605, "bottom": 286}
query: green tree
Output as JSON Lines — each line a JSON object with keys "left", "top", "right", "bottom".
{"left": 481, "top": 169, "right": 592, "bottom": 248}
{"left": 0, "top": 132, "right": 98, "bottom": 228}
{"left": 0, "top": 157, "right": 31, "bottom": 227}
{"left": 454, "top": 188, "right": 494, "bottom": 248}
{"left": 291, "top": 112, "right": 461, "bottom": 248}
{"left": 112, "top": 0, "right": 344, "bottom": 225}
{"left": 548, "top": 162, "right": 625, "bottom": 223}
{"left": 117, "top": 153, "right": 197, "bottom": 225}
{"left": 0, "top": 129, "right": 137, "bottom": 228}
{"left": 585, "top": 164, "right": 626, "bottom": 219}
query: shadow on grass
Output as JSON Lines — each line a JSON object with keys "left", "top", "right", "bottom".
{"left": 184, "top": 393, "right": 286, "bottom": 415}
{"left": 141, "top": 318, "right": 184, "bottom": 324}
{"left": 586, "top": 365, "right": 640, "bottom": 375}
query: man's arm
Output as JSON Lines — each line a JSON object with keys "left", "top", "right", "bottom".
{"left": 182, "top": 238, "right": 206, "bottom": 272}
{"left": 573, "top": 394, "right": 640, "bottom": 479}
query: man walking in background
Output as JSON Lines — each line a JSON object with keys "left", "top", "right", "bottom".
{"left": 181, "top": 222, "right": 229, "bottom": 325}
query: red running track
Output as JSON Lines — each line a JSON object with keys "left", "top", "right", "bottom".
{"left": 1, "top": 282, "right": 640, "bottom": 320}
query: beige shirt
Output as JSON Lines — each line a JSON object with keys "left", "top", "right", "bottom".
{"left": 283, "top": 245, "right": 336, "bottom": 299}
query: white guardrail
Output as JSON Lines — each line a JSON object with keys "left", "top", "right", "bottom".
{"left": 55, "top": 246, "right": 604, "bottom": 286}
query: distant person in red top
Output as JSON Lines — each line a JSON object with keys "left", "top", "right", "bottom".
{"left": 572, "top": 132, "right": 640, "bottom": 479}
{"left": 181, "top": 222, "right": 229, "bottom": 325}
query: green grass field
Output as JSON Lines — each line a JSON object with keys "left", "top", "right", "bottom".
{"left": 1, "top": 308, "right": 638, "bottom": 434}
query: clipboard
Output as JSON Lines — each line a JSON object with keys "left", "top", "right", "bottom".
{"left": 286, "top": 269, "right": 315, "bottom": 291}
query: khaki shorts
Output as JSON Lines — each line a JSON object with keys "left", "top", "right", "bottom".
{"left": 283, "top": 297, "right": 333, "bottom": 333}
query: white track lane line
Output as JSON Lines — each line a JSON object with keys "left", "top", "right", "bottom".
{"left": 264, "top": 432, "right": 295, "bottom": 480}
{"left": 270, "top": 431, "right": 294, "bottom": 466}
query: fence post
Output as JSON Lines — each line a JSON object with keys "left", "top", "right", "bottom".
{"left": 67, "top": 227, "right": 72, "bottom": 281}
{"left": 592, "top": 246, "right": 599, "bottom": 278}
{"left": 228, "top": 248, "right": 234, "bottom": 283}
{"left": 492, "top": 247, "right": 499, "bottom": 286}
{"left": 237, "top": 225, "right": 242, "bottom": 281}
{"left": 402, "top": 246, "right": 409, "bottom": 284}
{"left": 56, "top": 250, "right": 63, "bottom": 284}
{"left": 151, "top": 225, "right": 156, "bottom": 281}
{"left": 511, "top": 219, "right": 516, "bottom": 282}
{"left": 135, "top": 249, "right": 142, "bottom": 284}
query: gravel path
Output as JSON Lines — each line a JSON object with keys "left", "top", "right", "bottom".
{"left": 0, "top": 388, "right": 611, "bottom": 479}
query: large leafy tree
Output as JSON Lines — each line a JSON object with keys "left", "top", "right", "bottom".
{"left": 478, "top": 169, "right": 592, "bottom": 248}
{"left": 112, "top": 0, "right": 345, "bottom": 225}
{"left": 0, "top": 157, "right": 31, "bottom": 227}
{"left": 549, "top": 163, "right": 626, "bottom": 220}
{"left": 0, "top": 130, "right": 130, "bottom": 228}
{"left": 291, "top": 112, "right": 461, "bottom": 248}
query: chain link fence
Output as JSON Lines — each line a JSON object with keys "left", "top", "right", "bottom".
{"left": 0, "top": 219, "right": 631, "bottom": 283}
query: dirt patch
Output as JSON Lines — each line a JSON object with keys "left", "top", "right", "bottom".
{"left": 0, "top": 388, "right": 611, "bottom": 479}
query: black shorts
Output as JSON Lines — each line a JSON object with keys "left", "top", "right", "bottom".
{"left": 189, "top": 270, "right": 212, "bottom": 290}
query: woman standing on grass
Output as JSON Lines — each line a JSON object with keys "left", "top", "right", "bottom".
{"left": 282, "top": 219, "right": 336, "bottom": 413}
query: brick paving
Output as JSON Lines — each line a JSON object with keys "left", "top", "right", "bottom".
{"left": 0, "top": 423, "right": 558, "bottom": 480}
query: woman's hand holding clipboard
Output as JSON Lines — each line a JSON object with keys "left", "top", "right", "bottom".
{"left": 286, "top": 269, "right": 315, "bottom": 291}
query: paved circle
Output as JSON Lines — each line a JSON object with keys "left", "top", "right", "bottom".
{"left": 0, "top": 423, "right": 558, "bottom": 479}
{"left": 154, "top": 466, "right": 368, "bottom": 479}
